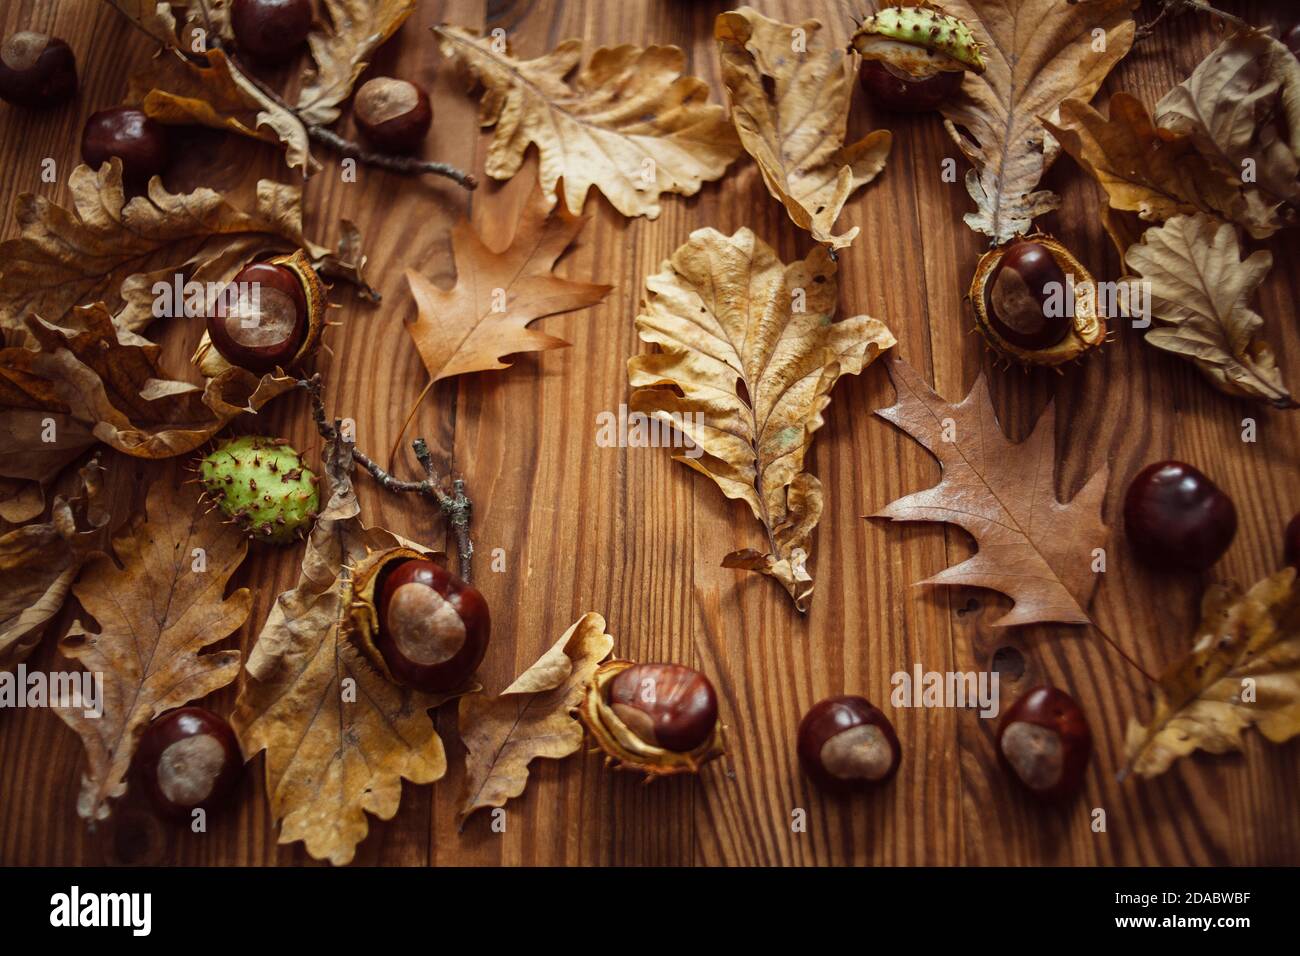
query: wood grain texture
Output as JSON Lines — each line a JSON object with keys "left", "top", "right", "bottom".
{"left": 1, "top": 0, "right": 1297, "bottom": 867}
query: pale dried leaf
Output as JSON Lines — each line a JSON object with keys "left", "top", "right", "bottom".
{"left": 458, "top": 612, "right": 613, "bottom": 824}
{"left": 716, "top": 7, "right": 890, "bottom": 249}
{"left": 629, "top": 227, "right": 895, "bottom": 611}
{"left": 1125, "top": 213, "right": 1294, "bottom": 408}
{"left": 874, "top": 353, "right": 1108, "bottom": 627}
{"left": 296, "top": 0, "right": 416, "bottom": 126}
{"left": 435, "top": 25, "right": 742, "bottom": 218}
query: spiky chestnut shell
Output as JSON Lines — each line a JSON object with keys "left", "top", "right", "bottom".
{"left": 969, "top": 234, "right": 1105, "bottom": 367}
{"left": 850, "top": 3, "right": 986, "bottom": 80}
{"left": 198, "top": 435, "right": 319, "bottom": 544}
{"left": 575, "top": 659, "right": 725, "bottom": 779}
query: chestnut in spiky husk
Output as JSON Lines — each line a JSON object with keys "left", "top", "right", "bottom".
{"left": 198, "top": 434, "right": 320, "bottom": 544}
{"left": 576, "top": 659, "right": 724, "bottom": 777}
{"left": 850, "top": 3, "right": 985, "bottom": 113}
{"left": 970, "top": 234, "right": 1105, "bottom": 366}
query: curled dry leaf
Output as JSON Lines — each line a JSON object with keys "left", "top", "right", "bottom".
{"left": 629, "top": 227, "right": 895, "bottom": 611}
{"left": 458, "top": 611, "right": 614, "bottom": 825}
{"left": 936, "top": 0, "right": 1137, "bottom": 244}
{"left": 1125, "top": 214, "right": 1294, "bottom": 409}
{"left": 233, "top": 440, "right": 463, "bottom": 866}
{"left": 715, "top": 7, "right": 891, "bottom": 250}
{"left": 873, "top": 354, "right": 1108, "bottom": 627}
{"left": 0, "top": 458, "right": 109, "bottom": 670}
{"left": 296, "top": 0, "right": 417, "bottom": 126}
{"left": 1125, "top": 568, "right": 1300, "bottom": 778}
{"left": 404, "top": 178, "right": 610, "bottom": 383}
{"left": 435, "top": 25, "right": 742, "bottom": 218}
{"left": 54, "top": 474, "right": 247, "bottom": 822}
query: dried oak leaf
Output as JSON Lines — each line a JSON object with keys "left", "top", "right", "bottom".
{"left": 715, "top": 7, "right": 890, "bottom": 250}
{"left": 0, "top": 458, "right": 109, "bottom": 670}
{"left": 296, "top": 0, "right": 416, "bottom": 126}
{"left": 458, "top": 611, "right": 613, "bottom": 825}
{"left": 937, "top": 0, "right": 1137, "bottom": 244}
{"left": 233, "top": 440, "right": 460, "bottom": 865}
{"left": 55, "top": 474, "right": 247, "bottom": 822}
{"left": 629, "top": 227, "right": 895, "bottom": 611}
{"left": 1125, "top": 568, "right": 1300, "bottom": 778}
{"left": 1155, "top": 29, "right": 1300, "bottom": 233}
{"left": 1124, "top": 213, "right": 1294, "bottom": 409}
{"left": 435, "top": 25, "right": 742, "bottom": 218}
{"left": 873, "top": 353, "right": 1108, "bottom": 627}
{"left": 404, "top": 178, "right": 610, "bottom": 384}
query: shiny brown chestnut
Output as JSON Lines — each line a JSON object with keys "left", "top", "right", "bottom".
{"left": 81, "top": 107, "right": 168, "bottom": 188}
{"left": 996, "top": 686, "right": 1091, "bottom": 801}
{"left": 0, "top": 32, "right": 77, "bottom": 108}
{"left": 858, "top": 60, "right": 963, "bottom": 112}
{"left": 207, "top": 261, "right": 308, "bottom": 374}
{"left": 607, "top": 663, "right": 718, "bottom": 753}
{"left": 231, "top": 0, "right": 313, "bottom": 64}
{"left": 797, "top": 696, "right": 901, "bottom": 791}
{"left": 1124, "top": 461, "right": 1237, "bottom": 573}
{"left": 985, "top": 240, "right": 1072, "bottom": 350}
{"left": 376, "top": 558, "right": 489, "bottom": 693}
{"left": 1284, "top": 513, "right": 1300, "bottom": 569}
{"left": 354, "top": 77, "right": 432, "bottom": 154}
{"left": 135, "top": 707, "right": 242, "bottom": 819}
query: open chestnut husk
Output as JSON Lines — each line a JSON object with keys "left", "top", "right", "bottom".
{"left": 996, "top": 686, "right": 1091, "bottom": 801}
{"left": 969, "top": 234, "right": 1105, "bottom": 366}
{"left": 197, "top": 249, "right": 326, "bottom": 377}
{"left": 348, "top": 546, "right": 489, "bottom": 695}
{"left": 850, "top": 4, "right": 985, "bottom": 113}
{"left": 576, "top": 659, "right": 724, "bottom": 777}
{"left": 797, "top": 696, "right": 901, "bottom": 791}
{"left": 134, "top": 707, "right": 242, "bottom": 820}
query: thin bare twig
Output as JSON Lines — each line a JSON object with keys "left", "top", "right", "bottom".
{"left": 1134, "top": 0, "right": 1253, "bottom": 41}
{"left": 299, "top": 375, "right": 475, "bottom": 582}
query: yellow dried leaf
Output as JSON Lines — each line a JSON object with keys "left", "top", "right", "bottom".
{"left": 716, "top": 7, "right": 890, "bottom": 250}
{"left": 1125, "top": 568, "right": 1300, "bottom": 778}
{"left": 296, "top": 0, "right": 416, "bottom": 126}
{"left": 458, "top": 612, "right": 613, "bottom": 825}
{"left": 435, "top": 25, "right": 742, "bottom": 218}
{"left": 629, "top": 227, "right": 895, "bottom": 611}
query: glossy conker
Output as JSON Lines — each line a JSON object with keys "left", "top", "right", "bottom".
{"left": 859, "top": 59, "right": 963, "bottom": 112}
{"left": 985, "top": 240, "right": 1072, "bottom": 350}
{"left": 797, "top": 696, "right": 901, "bottom": 791}
{"left": 996, "top": 686, "right": 1090, "bottom": 801}
{"left": 376, "top": 558, "right": 490, "bottom": 693}
{"left": 135, "top": 707, "right": 242, "bottom": 819}
{"left": 231, "top": 0, "right": 313, "bottom": 64}
{"left": 81, "top": 107, "right": 168, "bottom": 188}
{"left": 607, "top": 663, "right": 718, "bottom": 753}
{"left": 1284, "top": 513, "right": 1300, "bottom": 569}
{"left": 1124, "top": 461, "right": 1237, "bottom": 573}
{"left": 207, "top": 261, "right": 309, "bottom": 374}
{"left": 354, "top": 77, "right": 432, "bottom": 154}
{"left": 0, "top": 32, "right": 77, "bottom": 109}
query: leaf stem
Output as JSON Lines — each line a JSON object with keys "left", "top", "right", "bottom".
{"left": 1134, "top": 0, "right": 1253, "bottom": 41}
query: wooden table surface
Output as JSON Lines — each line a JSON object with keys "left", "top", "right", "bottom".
{"left": 1, "top": 0, "right": 1297, "bottom": 867}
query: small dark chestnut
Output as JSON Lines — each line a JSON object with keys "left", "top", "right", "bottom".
{"left": 996, "top": 686, "right": 1091, "bottom": 801}
{"left": 607, "top": 663, "right": 718, "bottom": 753}
{"left": 797, "top": 696, "right": 901, "bottom": 791}
{"left": 81, "top": 107, "right": 168, "bottom": 188}
{"left": 206, "top": 261, "right": 309, "bottom": 374}
{"left": 1124, "top": 460, "right": 1237, "bottom": 573}
{"left": 858, "top": 59, "right": 964, "bottom": 112}
{"left": 135, "top": 707, "right": 242, "bottom": 819}
{"left": 985, "top": 240, "right": 1072, "bottom": 350}
{"left": 0, "top": 32, "right": 77, "bottom": 109}
{"left": 1284, "top": 513, "right": 1300, "bottom": 569}
{"left": 354, "top": 77, "right": 432, "bottom": 154}
{"left": 231, "top": 0, "right": 313, "bottom": 64}
{"left": 376, "top": 558, "right": 490, "bottom": 693}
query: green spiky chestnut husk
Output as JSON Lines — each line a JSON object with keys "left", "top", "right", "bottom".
{"left": 198, "top": 435, "right": 319, "bottom": 544}
{"left": 850, "top": 3, "right": 986, "bottom": 79}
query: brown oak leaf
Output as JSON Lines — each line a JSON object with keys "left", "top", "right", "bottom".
{"left": 1125, "top": 568, "right": 1300, "bottom": 778}
{"left": 0, "top": 458, "right": 109, "bottom": 670}
{"left": 873, "top": 354, "right": 1108, "bottom": 627}
{"left": 937, "top": 0, "right": 1137, "bottom": 244}
{"left": 458, "top": 611, "right": 613, "bottom": 825}
{"left": 296, "top": 0, "right": 416, "bottom": 126}
{"left": 233, "top": 439, "right": 462, "bottom": 865}
{"left": 54, "top": 473, "right": 247, "bottom": 822}
{"left": 629, "top": 227, "right": 895, "bottom": 611}
{"left": 435, "top": 25, "right": 742, "bottom": 218}
{"left": 1125, "top": 213, "right": 1294, "bottom": 408}
{"left": 715, "top": 7, "right": 890, "bottom": 250}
